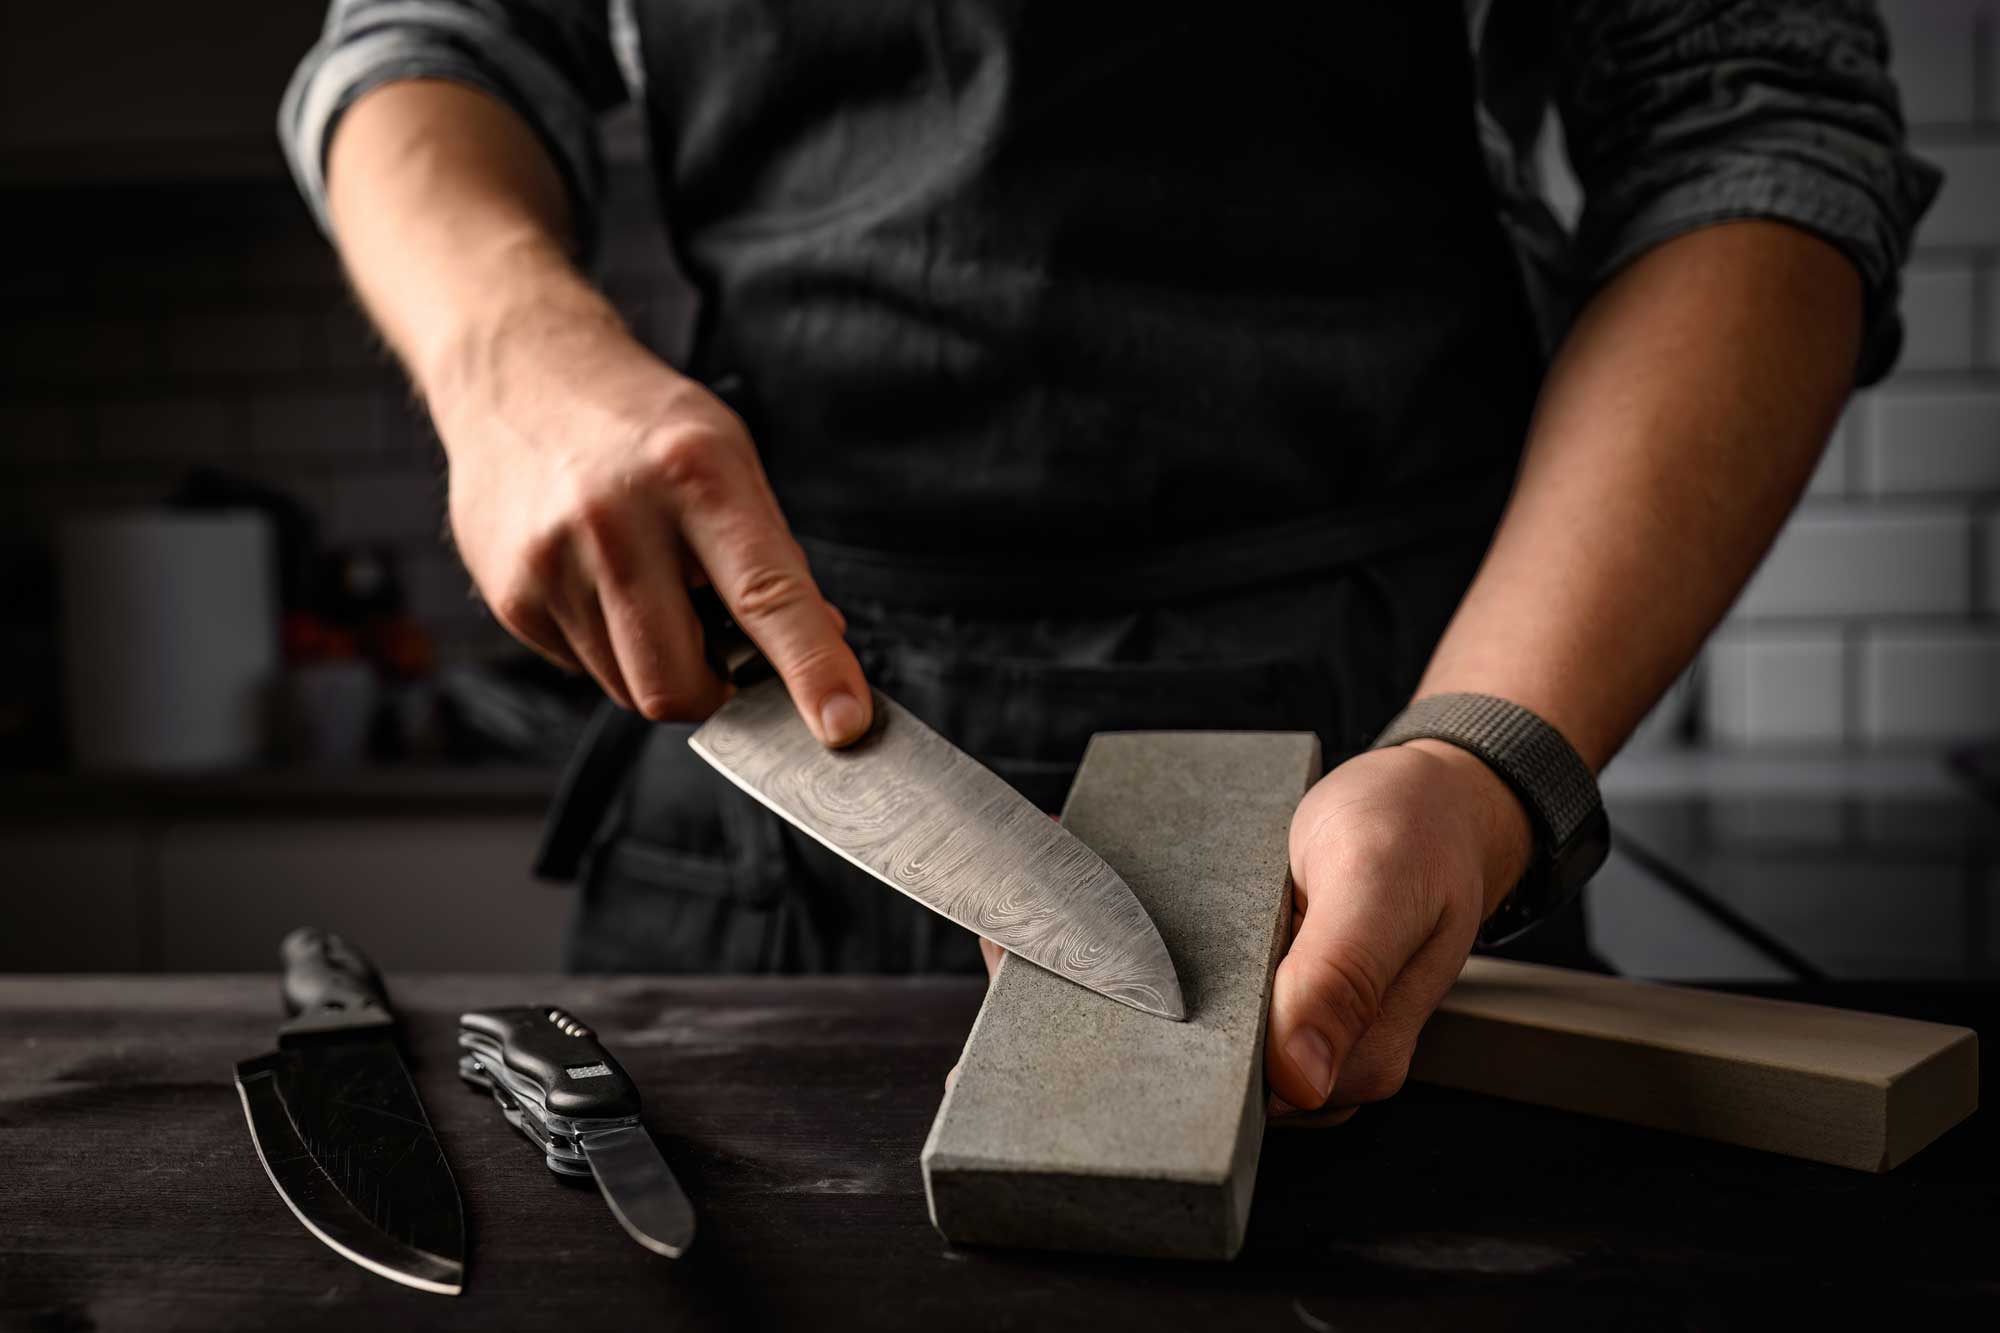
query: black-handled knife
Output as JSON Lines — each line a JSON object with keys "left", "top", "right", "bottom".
{"left": 690, "top": 583, "right": 768, "bottom": 685}
{"left": 458, "top": 1006, "right": 696, "bottom": 1258}
{"left": 234, "top": 928, "right": 466, "bottom": 1295}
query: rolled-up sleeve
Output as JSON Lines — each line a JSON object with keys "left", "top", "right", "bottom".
{"left": 279, "top": 0, "right": 627, "bottom": 244}
{"left": 1554, "top": 0, "right": 1943, "bottom": 383}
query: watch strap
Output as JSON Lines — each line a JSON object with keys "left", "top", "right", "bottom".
{"left": 1372, "top": 693, "right": 1606, "bottom": 946}
{"left": 1375, "top": 693, "right": 1598, "bottom": 844}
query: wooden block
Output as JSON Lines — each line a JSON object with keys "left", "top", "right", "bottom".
{"left": 921, "top": 732, "right": 1321, "bottom": 1260}
{"left": 1408, "top": 958, "right": 1979, "bottom": 1172}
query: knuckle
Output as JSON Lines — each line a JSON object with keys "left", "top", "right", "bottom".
{"left": 518, "top": 525, "right": 568, "bottom": 586}
{"left": 488, "top": 582, "right": 544, "bottom": 639}
{"left": 769, "top": 635, "right": 849, "bottom": 685}
{"left": 632, "top": 689, "right": 696, "bottom": 723}
{"left": 647, "top": 429, "right": 728, "bottom": 503}
{"left": 577, "top": 510, "right": 640, "bottom": 587}
{"left": 570, "top": 492, "right": 622, "bottom": 545}
{"left": 729, "top": 564, "right": 813, "bottom": 625}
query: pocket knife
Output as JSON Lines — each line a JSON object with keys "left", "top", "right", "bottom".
{"left": 457, "top": 1006, "right": 695, "bottom": 1257}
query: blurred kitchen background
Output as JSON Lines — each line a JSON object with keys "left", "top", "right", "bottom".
{"left": 1, "top": 1, "right": 1994, "bottom": 979}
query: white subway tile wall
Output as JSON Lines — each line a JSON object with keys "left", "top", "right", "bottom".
{"left": 1806, "top": 412, "right": 1852, "bottom": 498}
{"left": 1704, "top": 629, "right": 1847, "bottom": 747}
{"left": 1864, "top": 392, "right": 2000, "bottom": 493}
{"left": 1915, "top": 144, "right": 2000, "bottom": 249}
{"left": 1703, "top": 0, "right": 2000, "bottom": 749}
{"left": 1984, "top": 265, "right": 2000, "bottom": 368}
{"left": 1861, "top": 629, "right": 2000, "bottom": 743}
{"left": 1882, "top": 0, "right": 1979, "bottom": 125}
{"left": 1732, "top": 509, "right": 1971, "bottom": 619}
{"left": 1984, "top": 511, "right": 2000, "bottom": 613}
{"left": 1896, "top": 264, "right": 1978, "bottom": 370}
{"left": 0, "top": 1, "right": 1993, "bottom": 746}
{"left": 0, "top": 168, "right": 692, "bottom": 673}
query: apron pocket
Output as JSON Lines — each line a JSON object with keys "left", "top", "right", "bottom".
{"left": 565, "top": 722, "right": 789, "bottom": 973}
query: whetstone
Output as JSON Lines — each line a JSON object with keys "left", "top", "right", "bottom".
{"left": 1408, "top": 958, "right": 1979, "bottom": 1172}
{"left": 921, "top": 731, "right": 1320, "bottom": 1260}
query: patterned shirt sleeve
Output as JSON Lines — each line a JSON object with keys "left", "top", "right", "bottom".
{"left": 1553, "top": 0, "right": 1942, "bottom": 382}
{"left": 279, "top": 1, "right": 630, "bottom": 246}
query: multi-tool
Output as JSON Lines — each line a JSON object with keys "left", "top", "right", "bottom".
{"left": 458, "top": 1005, "right": 695, "bottom": 1258}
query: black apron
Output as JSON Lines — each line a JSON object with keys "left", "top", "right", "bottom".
{"left": 544, "top": 0, "right": 1588, "bottom": 972}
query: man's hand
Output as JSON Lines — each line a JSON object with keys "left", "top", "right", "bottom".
{"left": 1263, "top": 739, "right": 1530, "bottom": 1117}
{"left": 433, "top": 310, "right": 871, "bottom": 744}
{"left": 324, "top": 79, "right": 870, "bottom": 745}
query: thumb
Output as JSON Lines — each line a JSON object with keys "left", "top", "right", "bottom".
{"left": 1265, "top": 856, "right": 1425, "bottom": 1110}
{"left": 1266, "top": 931, "right": 1393, "bottom": 1111}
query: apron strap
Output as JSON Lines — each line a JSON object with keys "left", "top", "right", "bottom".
{"left": 534, "top": 703, "right": 652, "bottom": 882}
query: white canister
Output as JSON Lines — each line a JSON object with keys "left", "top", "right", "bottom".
{"left": 58, "top": 509, "right": 280, "bottom": 772}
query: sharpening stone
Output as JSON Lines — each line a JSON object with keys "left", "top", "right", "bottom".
{"left": 920, "top": 731, "right": 1321, "bottom": 1260}
{"left": 1407, "top": 958, "right": 1979, "bottom": 1172}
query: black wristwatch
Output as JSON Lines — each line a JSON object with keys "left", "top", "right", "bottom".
{"left": 1372, "top": 693, "right": 1611, "bottom": 947}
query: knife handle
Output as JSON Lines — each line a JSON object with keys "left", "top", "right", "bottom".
{"left": 689, "top": 585, "right": 769, "bottom": 685}
{"left": 278, "top": 927, "right": 395, "bottom": 1039}
{"left": 458, "top": 1006, "right": 642, "bottom": 1121}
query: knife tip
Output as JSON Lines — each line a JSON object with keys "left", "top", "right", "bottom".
{"left": 1129, "top": 983, "right": 1188, "bottom": 1023}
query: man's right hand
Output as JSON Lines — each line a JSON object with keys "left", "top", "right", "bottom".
{"left": 323, "top": 80, "right": 870, "bottom": 747}
{"left": 431, "top": 307, "right": 871, "bottom": 745}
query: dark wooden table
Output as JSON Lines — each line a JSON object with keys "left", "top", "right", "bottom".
{"left": 3, "top": 975, "right": 1995, "bottom": 1331}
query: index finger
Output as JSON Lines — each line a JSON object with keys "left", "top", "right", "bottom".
{"left": 679, "top": 500, "right": 872, "bottom": 747}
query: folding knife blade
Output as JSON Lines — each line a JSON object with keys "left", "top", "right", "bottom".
{"left": 580, "top": 1123, "right": 697, "bottom": 1259}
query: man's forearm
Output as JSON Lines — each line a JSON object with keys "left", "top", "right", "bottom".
{"left": 1410, "top": 220, "right": 1863, "bottom": 900}
{"left": 325, "top": 79, "right": 618, "bottom": 409}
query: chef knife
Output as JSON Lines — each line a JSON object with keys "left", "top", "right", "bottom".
{"left": 457, "top": 1006, "right": 696, "bottom": 1258}
{"left": 233, "top": 928, "right": 466, "bottom": 1295}
{"left": 686, "top": 590, "right": 1186, "bottom": 1021}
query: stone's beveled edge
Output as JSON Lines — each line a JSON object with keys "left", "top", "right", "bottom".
{"left": 921, "top": 1146, "right": 1236, "bottom": 1187}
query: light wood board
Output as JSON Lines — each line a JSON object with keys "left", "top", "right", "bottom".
{"left": 1403, "top": 958, "right": 1979, "bottom": 1171}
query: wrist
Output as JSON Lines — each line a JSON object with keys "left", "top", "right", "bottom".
{"left": 1400, "top": 737, "right": 1534, "bottom": 920}
{"left": 417, "top": 249, "right": 635, "bottom": 434}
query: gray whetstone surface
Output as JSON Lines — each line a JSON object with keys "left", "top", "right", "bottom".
{"left": 921, "top": 731, "right": 1321, "bottom": 1260}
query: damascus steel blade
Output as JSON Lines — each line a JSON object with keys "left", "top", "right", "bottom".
{"left": 235, "top": 1044, "right": 465, "bottom": 1295}
{"left": 689, "top": 677, "right": 1186, "bottom": 1020}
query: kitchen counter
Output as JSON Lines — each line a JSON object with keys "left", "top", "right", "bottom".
{"left": 0, "top": 763, "right": 560, "bottom": 820}
{"left": 4, "top": 974, "right": 1997, "bottom": 1330}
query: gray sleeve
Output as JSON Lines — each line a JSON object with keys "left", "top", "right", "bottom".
{"left": 1553, "top": 0, "right": 1943, "bottom": 383}
{"left": 279, "top": 0, "right": 629, "bottom": 246}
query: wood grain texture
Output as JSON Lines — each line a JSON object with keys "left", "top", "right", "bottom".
{"left": 1407, "top": 959, "right": 1979, "bottom": 1171}
{"left": 692, "top": 679, "right": 1183, "bottom": 1017}
{"left": 4, "top": 974, "right": 2000, "bottom": 1330}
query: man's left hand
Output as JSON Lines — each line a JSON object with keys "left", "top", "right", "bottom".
{"left": 1263, "top": 738, "right": 1532, "bottom": 1117}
